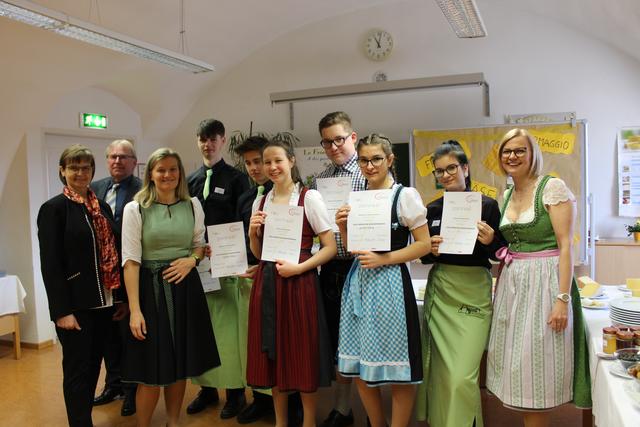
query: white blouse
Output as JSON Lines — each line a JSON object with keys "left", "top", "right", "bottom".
{"left": 252, "top": 183, "right": 333, "bottom": 235}
{"left": 121, "top": 197, "right": 206, "bottom": 265}
{"left": 391, "top": 184, "right": 428, "bottom": 230}
{"left": 501, "top": 177, "right": 575, "bottom": 225}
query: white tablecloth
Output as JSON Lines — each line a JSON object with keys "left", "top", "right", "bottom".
{"left": 0, "top": 275, "right": 26, "bottom": 316}
{"left": 583, "top": 286, "right": 639, "bottom": 427}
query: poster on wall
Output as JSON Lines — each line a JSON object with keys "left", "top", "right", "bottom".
{"left": 294, "top": 147, "right": 331, "bottom": 187}
{"left": 618, "top": 127, "right": 640, "bottom": 217}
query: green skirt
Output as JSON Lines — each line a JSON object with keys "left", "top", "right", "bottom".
{"left": 191, "top": 276, "right": 252, "bottom": 389}
{"left": 415, "top": 263, "right": 492, "bottom": 427}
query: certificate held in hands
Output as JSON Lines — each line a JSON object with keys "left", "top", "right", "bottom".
{"left": 347, "top": 189, "right": 392, "bottom": 251}
{"left": 261, "top": 204, "right": 304, "bottom": 264}
{"left": 207, "top": 221, "right": 249, "bottom": 278}
{"left": 316, "top": 177, "right": 352, "bottom": 232}
{"left": 438, "top": 191, "right": 481, "bottom": 255}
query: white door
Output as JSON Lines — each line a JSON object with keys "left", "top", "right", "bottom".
{"left": 44, "top": 133, "right": 116, "bottom": 199}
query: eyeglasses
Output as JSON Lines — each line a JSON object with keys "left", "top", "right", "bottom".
{"left": 432, "top": 163, "right": 460, "bottom": 178}
{"left": 108, "top": 154, "right": 135, "bottom": 161}
{"left": 320, "top": 134, "right": 351, "bottom": 149}
{"left": 501, "top": 147, "right": 528, "bottom": 158}
{"left": 357, "top": 156, "right": 386, "bottom": 168}
{"left": 66, "top": 165, "right": 93, "bottom": 174}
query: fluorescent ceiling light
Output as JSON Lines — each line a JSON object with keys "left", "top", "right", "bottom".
{"left": 0, "top": 0, "right": 215, "bottom": 73}
{"left": 435, "top": 0, "right": 487, "bottom": 38}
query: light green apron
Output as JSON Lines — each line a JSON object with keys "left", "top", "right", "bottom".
{"left": 416, "top": 263, "right": 492, "bottom": 427}
{"left": 192, "top": 276, "right": 250, "bottom": 388}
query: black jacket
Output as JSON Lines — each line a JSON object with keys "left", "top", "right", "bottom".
{"left": 37, "top": 193, "right": 125, "bottom": 321}
{"left": 187, "top": 160, "right": 250, "bottom": 227}
{"left": 91, "top": 175, "right": 142, "bottom": 232}
{"left": 421, "top": 193, "right": 505, "bottom": 270}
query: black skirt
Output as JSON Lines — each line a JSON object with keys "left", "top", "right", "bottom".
{"left": 123, "top": 262, "right": 220, "bottom": 386}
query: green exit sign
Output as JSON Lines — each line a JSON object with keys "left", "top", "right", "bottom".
{"left": 80, "top": 113, "right": 108, "bottom": 129}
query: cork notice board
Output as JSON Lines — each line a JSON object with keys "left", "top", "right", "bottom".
{"left": 410, "top": 121, "right": 587, "bottom": 263}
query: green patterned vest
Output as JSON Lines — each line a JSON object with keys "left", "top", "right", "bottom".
{"left": 499, "top": 175, "right": 558, "bottom": 253}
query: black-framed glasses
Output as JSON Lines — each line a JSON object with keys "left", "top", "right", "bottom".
{"left": 501, "top": 147, "right": 527, "bottom": 158}
{"left": 320, "top": 134, "right": 351, "bottom": 149}
{"left": 108, "top": 154, "right": 135, "bottom": 161}
{"left": 357, "top": 156, "right": 386, "bottom": 168}
{"left": 432, "top": 163, "right": 460, "bottom": 178}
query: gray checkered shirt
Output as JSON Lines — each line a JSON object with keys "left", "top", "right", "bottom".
{"left": 311, "top": 154, "right": 367, "bottom": 259}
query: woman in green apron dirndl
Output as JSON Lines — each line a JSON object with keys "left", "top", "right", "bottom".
{"left": 415, "top": 141, "right": 504, "bottom": 427}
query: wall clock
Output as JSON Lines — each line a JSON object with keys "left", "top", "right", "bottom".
{"left": 364, "top": 29, "right": 393, "bottom": 61}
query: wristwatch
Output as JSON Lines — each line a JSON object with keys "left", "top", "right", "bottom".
{"left": 191, "top": 253, "right": 201, "bottom": 267}
{"left": 556, "top": 293, "right": 571, "bottom": 303}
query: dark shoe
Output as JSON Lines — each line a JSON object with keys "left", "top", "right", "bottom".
{"left": 320, "top": 409, "right": 354, "bottom": 427}
{"left": 237, "top": 398, "right": 274, "bottom": 424}
{"left": 221, "top": 394, "right": 246, "bottom": 419}
{"left": 93, "top": 387, "right": 124, "bottom": 406}
{"left": 186, "top": 387, "right": 219, "bottom": 415}
{"left": 120, "top": 391, "right": 136, "bottom": 416}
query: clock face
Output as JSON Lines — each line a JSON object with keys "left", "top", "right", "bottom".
{"left": 364, "top": 30, "right": 393, "bottom": 61}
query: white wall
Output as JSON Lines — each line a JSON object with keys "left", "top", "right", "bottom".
{"left": 170, "top": 0, "right": 640, "bottom": 239}
{"left": 13, "top": 88, "right": 144, "bottom": 343}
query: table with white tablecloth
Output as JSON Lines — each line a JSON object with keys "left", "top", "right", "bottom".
{"left": 0, "top": 275, "right": 26, "bottom": 359}
{"left": 582, "top": 286, "right": 640, "bottom": 427}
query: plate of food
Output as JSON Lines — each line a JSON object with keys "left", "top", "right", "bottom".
{"left": 581, "top": 298, "right": 608, "bottom": 310}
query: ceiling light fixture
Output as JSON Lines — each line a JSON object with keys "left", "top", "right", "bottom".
{"left": 0, "top": 0, "right": 215, "bottom": 73}
{"left": 435, "top": 0, "right": 487, "bottom": 38}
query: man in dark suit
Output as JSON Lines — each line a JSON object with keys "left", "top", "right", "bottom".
{"left": 90, "top": 139, "right": 142, "bottom": 417}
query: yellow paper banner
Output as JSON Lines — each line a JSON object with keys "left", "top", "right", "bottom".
{"left": 471, "top": 180, "right": 498, "bottom": 199}
{"left": 416, "top": 153, "right": 435, "bottom": 177}
{"left": 482, "top": 143, "right": 503, "bottom": 176}
{"left": 529, "top": 130, "right": 575, "bottom": 155}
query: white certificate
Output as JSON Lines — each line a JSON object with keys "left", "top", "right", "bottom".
{"left": 261, "top": 204, "right": 304, "bottom": 264}
{"left": 347, "top": 189, "right": 392, "bottom": 251}
{"left": 197, "top": 257, "right": 221, "bottom": 293}
{"left": 438, "top": 191, "right": 481, "bottom": 255}
{"left": 207, "top": 222, "right": 248, "bottom": 278}
{"left": 316, "top": 177, "right": 352, "bottom": 231}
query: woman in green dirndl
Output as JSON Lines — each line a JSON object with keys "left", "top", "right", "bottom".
{"left": 415, "top": 141, "right": 504, "bottom": 427}
{"left": 486, "top": 129, "right": 591, "bottom": 427}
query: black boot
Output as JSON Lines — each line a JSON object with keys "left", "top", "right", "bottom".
{"left": 186, "top": 387, "right": 219, "bottom": 414}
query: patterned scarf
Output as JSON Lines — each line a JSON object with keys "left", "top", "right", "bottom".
{"left": 63, "top": 186, "right": 121, "bottom": 290}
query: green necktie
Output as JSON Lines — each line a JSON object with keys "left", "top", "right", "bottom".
{"left": 203, "top": 169, "right": 213, "bottom": 199}
{"left": 256, "top": 185, "right": 264, "bottom": 200}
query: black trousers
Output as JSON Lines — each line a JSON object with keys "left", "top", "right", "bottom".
{"left": 102, "top": 309, "right": 136, "bottom": 394}
{"left": 56, "top": 308, "right": 112, "bottom": 427}
{"left": 318, "top": 258, "right": 353, "bottom": 360}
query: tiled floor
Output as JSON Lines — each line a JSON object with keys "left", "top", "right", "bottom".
{"left": 0, "top": 344, "right": 586, "bottom": 426}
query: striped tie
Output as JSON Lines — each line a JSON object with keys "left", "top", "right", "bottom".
{"left": 105, "top": 183, "right": 119, "bottom": 215}
{"left": 203, "top": 169, "right": 213, "bottom": 199}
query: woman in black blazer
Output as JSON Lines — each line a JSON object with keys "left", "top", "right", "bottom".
{"left": 38, "top": 144, "right": 126, "bottom": 427}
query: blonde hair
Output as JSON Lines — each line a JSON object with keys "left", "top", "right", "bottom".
{"left": 498, "top": 128, "right": 543, "bottom": 178}
{"left": 135, "top": 148, "right": 190, "bottom": 208}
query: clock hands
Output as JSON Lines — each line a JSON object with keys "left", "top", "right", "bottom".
{"left": 374, "top": 34, "right": 382, "bottom": 48}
